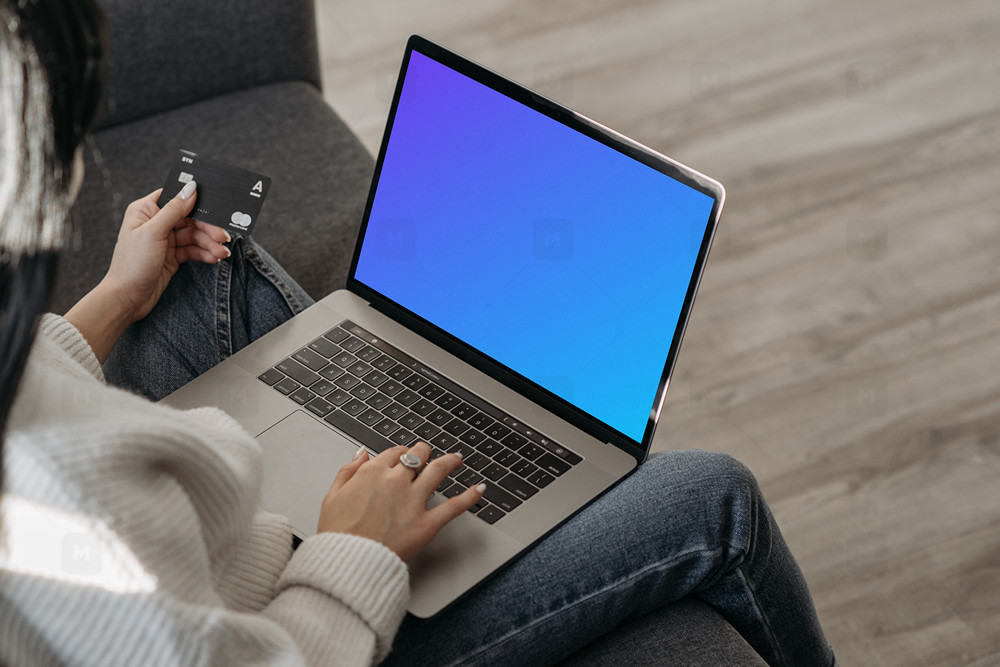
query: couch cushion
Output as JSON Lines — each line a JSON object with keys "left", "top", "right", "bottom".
{"left": 94, "top": 0, "right": 321, "bottom": 129}
{"left": 55, "top": 81, "right": 373, "bottom": 314}
{"left": 557, "top": 598, "right": 766, "bottom": 666}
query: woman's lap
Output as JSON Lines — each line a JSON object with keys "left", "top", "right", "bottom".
{"left": 102, "top": 238, "right": 313, "bottom": 401}
{"left": 382, "top": 450, "right": 833, "bottom": 667}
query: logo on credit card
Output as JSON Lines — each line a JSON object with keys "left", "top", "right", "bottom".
{"left": 231, "top": 212, "right": 252, "bottom": 229}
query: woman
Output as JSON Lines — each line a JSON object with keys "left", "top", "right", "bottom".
{"left": 0, "top": 1, "right": 836, "bottom": 665}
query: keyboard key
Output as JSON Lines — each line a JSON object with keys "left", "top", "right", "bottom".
{"left": 456, "top": 468, "right": 484, "bottom": 487}
{"left": 305, "top": 397, "right": 334, "bottom": 417}
{"left": 293, "top": 347, "right": 328, "bottom": 371}
{"left": 430, "top": 448, "right": 447, "bottom": 461}
{"left": 334, "top": 374, "right": 362, "bottom": 390}
{"left": 442, "top": 483, "right": 466, "bottom": 499}
{"left": 511, "top": 459, "right": 539, "bottom": 479}
{"left": 495, "top": 450, "right": 522, "bottom": 468}
{"left": 356, "top": 345, "right": 381, "bottom": 362}
{"left": 526, "top": 469, "right": 555, "bottom": 489}
{"left": 318, "top": 365, "right": 345, "bottom": 381}
{"left": 390, "top": 429, "right": 416, "bottom": 446}
{"left": 394, "top": 389, "right": 420, "bottom": 406}
{"left": 375, "top": 419, "right": 400, "bottom": 436}
{"left": 426, "top": 409, "right": 452, "bottom": 426}
{"left": 443, "top": 419, "right": 470, "bottom": 436}
{"left": 326, "top": 388, "right": 351, "bottom": 406}
{"left": 381, "top": 402, "right": 407, "bottom": 420}
{"left": 363, "top": 370, "right": 388, "bottom": 387}
{"left": 502, "top": 432, "right": 529, "bottom": 450}
{"left": 324, "top": 409, "right": 395, "bottom": 453}
{"left": 379, "top": 379, "right": 404, "bottom": 397}
{"left": 450, "top": 402, "right": 475, "bottom": 419}
{"left": 398, "top": 412, "right": 424, "bottom": 431}
{"left": 308, "top": 337, "right": 340, "bottom": 358}
{"left": 340, "top": 336, "right": 366, "bottom": 353}
{"left": 387, "top": 365, "right": 412, "bottom": 381}
{"left": 419, "top": 383, "right": 444, "bottom": 401}
{"left": 437, "top": 478, "right": 452, "bottom": 493}
{"left": 365, "top": 393, "right": 392, "bottom": 410}
{"left": 467, "top": 412, "right": 494, "bottom": 430}
{"left": 276, "top": 358, "right": 319, "bottom": 387}
{"left": 310, "top": 379, "right": 336, "bottom": 397}
{"left": 499, "top": 473, "right": 539, "bottom": 501}
{"left": 431, "top": 432, "right": 457, "bottom": 450}
{"left": 484, "top": 423, "right": 512, "bottom": 440}
{"left": 477, "top": 505, "right": 506, "bottom": 524}
{"left": 323, "top": 327, "right": 350, "bottom": 343}
{"left": 289, "top": 387, "right": 316, "bottom": 405}
{"left": 349, "top": 383, "right": 377, "bottom": 400}
{"left": 550, "top": 445, "right": 583, "bottom": 465}
{"left": 410, "top": 399, "right": 436, "bottom": 417}
{"left": 537, "top": 453, "right": 571, "bottom": 476}
{"left": 519, "top": 443, "right": 545, "bottom": 461}
{"left": 482, "top": 484, "right": 522, "bottom": 512}
{"left": 482, "top": 463, "right": 507, "bottom": 482}
{"left": 448, "top": 442, "right": 476, "bottom": 459}
{"left": 476, "top": 438, "right": 502, "bottom": 457}
{"left": 343, "top": 399, "right": 367, "bottom": 416}
{"left": 258, "top": 368, "right": 284, "bottom": 386}
{"left": 468, "top": 497, "right": 489, "bottom": 514}
{"left": 459, "top": 430, "right": 487, "bottom": 447}
{"left": 403, "top": 374, "right": 428, "bottom": 391}
{"left": 465, "top": 452, "right": 490, "bottom": 471}
{"left": 332, "top": 351, "right": 355, "bottom": 368}
{"left": 348, "top": 360, "right": 373, "bottom": 378}
{"left": 434, "top": 392, "right": 460, "bottom": 410}
{"left": 274, "top": 377, "right": 299, "bottom": 395}
{"left": 358, "top": 409, "right": 383, "bottom": 427}
{"left": 414, "top": 422, "right": 440, "bottom": 440}
{"left": 371, "top": 354, "right": 396, "bottom": 371}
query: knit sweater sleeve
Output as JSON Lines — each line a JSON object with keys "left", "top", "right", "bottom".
{"left": 1, "top": 316, "right": 412, "bottom": 666}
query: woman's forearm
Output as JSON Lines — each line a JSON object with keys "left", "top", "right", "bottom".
{"left": 64, "top": 277, "right": 135, "bottom": 364}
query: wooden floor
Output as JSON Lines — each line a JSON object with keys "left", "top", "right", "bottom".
{"left": 314, "top": 1, "right": 1000, "bottom": 664}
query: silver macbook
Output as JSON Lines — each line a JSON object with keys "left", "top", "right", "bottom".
{"left": 162, "top": 35, "right": 725, "bottom": 618}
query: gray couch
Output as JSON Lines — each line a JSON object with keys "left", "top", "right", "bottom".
{"left": 60, "top": 1, "right": 766, "bottom": 664}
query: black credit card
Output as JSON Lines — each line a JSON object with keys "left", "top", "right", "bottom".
{"left": 157, "top": 150, "right": 271, "bottom": 236}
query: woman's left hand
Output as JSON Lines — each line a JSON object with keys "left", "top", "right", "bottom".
{"left": 66, "top": 183, "right": 232, "bottom": 364}
{"left": 103, "top": 184, "right": 231, "bottom": 323}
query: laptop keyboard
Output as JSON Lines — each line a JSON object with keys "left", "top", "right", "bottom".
{"left": 257, "top": 320, "right": 582, "bottom": 524}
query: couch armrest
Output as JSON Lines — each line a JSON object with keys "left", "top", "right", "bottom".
{"left": 95, "top": 0, "right": 321, "bottom": 129}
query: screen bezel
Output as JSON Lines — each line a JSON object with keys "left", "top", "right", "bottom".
{"left": 347, "top": 35, "right": 724, "bottom": 461}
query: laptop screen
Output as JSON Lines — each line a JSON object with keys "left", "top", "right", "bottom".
{"left": 353, "top": 48, "right": 717, "bottom": 444}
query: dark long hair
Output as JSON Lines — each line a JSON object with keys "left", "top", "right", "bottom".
{"left": 0, "top": 0, "right": 107, "bottom": 494}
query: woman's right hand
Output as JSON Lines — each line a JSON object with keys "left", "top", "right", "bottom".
{"left": 317, "top": 441, "right": 485, "bottom": 564}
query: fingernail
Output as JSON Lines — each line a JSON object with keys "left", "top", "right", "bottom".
{"left": 353, "top": 447, "right": 366, "bottom": 460}
{"left": 179, "top": 181, "right": 197, "bottom": 200}
{"left": 223, "top": 245, "right": 232, "bottom": 258}
{"left": 222, "top": 229, "right": 232, "bottom": 243}
{"left": 476, "top": 483, "right": 486, "bottom": 493}
{"left": 454, "top": 451, "right": 464, "bottom": 460}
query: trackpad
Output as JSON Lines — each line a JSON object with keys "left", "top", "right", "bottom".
{"left": 256, "top": 411, "right": 360, "bottom": 536}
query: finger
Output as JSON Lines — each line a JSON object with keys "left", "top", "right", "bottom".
{"left": 414, "top": 451, "right": 464, "bottom": 496}
{"left": 176, "top": 244, "right": 222, "bottom": 265}
{"left": 328, "top": 447, "right": 370, "bottom": 493}
{"left": 372, "top": 445, "right": 411, "bottom": 467}
{"left": 190, "top": 219, "right": 232, "bottom": 244}
{"left": 175, "top": 225, "right": 230, "bottom": 260}
{"left": 427, "top": 482, "right": 486, "bottom": 530}
{"left": 122, "top": 189, "right": 165, "bottom": 231}
{"left": 145, "top": 181, "right": 198, "bottom": 237}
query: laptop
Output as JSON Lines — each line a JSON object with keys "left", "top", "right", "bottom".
{"left": 161, "top": 35, "right": 725, "bottom": 618}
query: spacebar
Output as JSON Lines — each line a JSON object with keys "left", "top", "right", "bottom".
{"left": 323, "top": 410, "right": 396, "bottom": 454}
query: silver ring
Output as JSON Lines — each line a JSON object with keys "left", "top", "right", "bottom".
{"left": 400, "top": 452, "right": 423, "bottom": 472}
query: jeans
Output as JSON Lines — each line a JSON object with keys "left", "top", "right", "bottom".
{"left": 103, "top": 238, "right": 835, "bottom": 667}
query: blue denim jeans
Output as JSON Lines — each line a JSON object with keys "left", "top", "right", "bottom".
{"left": 103, "top": 238, "right": 835, "bottom": 667}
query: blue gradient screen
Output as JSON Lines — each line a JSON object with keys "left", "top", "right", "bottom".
{"left": 354, "top": 50, "right": 716, "bottom": 442}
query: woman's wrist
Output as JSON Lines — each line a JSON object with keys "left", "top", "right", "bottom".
{"left": 64, "top": 277, "right": 138, "bottom": 364}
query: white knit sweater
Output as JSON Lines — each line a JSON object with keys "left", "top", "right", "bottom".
{"left": 0, "top": 315, "right": 410, "bottom": 666}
